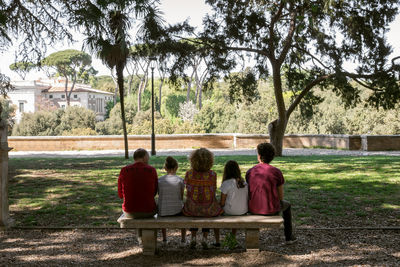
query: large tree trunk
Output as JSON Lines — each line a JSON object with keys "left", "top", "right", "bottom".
{"left": 268, "top": 119, "right": 287, "bottom": 157}
{"left": 270, "top": 63, "right": 287, "bottom": 157}
{"left": 116, "top": 64, "right": 129, "bottom": 159}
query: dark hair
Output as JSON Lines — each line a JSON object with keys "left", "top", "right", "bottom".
{"left": 257, "top": 142, "right": 275, "bottom": 163}
{"left": 164, "top": 156, "right": 178, "bottom": 170}
{"left": 189, "top": 148, "right": 214, "bottom": 172}
{"left": 133, "top": 148, "right": 149, "bottom": 160}
{"left": 223, "top": 160, "right": 245, "bottom": 188}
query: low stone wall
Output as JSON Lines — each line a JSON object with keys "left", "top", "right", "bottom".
{"left": 8, "top": 133, "right": 396, "bottom": 152}
{"left": 361, "top": 135, "right": 400, "bottom": 151}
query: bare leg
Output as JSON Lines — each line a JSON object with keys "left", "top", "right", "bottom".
{"left": 181, "top": 229, "right": 186, "bottom": 243}
{"left": 232, "top": 228, "right": 237, "bottom": 237}
{"left": 214, "top": 229, "right": 220, "bottom": 244}
{"left": 161, "top": 228, "right": 167, "bottom": 242}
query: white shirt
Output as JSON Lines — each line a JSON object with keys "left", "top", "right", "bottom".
{"left": 220, "top": 179, "right": 248, "bottom": 215}
{"left": 158, "top": 174, "right": 184, "bottom": 216}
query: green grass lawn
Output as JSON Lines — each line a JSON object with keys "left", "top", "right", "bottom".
{"left": 8, "top": 155, "right": 400, "bottom": 228}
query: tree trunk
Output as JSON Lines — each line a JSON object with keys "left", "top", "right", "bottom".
{"left": 269, "top": 63, "right": 287, "bottom": 157}
{"left": 64, "top": 76, "right": 70, "bottom": 107}
{"left": 158, "top": 78, "right": 164, "bottom": 113}
{"left": 116, "top": 64, "right": 129, "bottom": 159}
{"left": 268, "top": 119, "right": 287, "bottom": 157}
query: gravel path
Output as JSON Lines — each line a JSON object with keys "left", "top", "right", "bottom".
{"left": 9, "top": 148, "right": 400, "bottom": 158}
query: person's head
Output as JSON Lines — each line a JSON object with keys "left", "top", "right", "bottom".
{"left": 164, "top": 156, "right": 178, "bottom": 173}
{"left": 133, "top": 148, "right": 149, "bottom": 164}
{"left": 223, "top": 160, "right": 246, "bottom": 189}
{"left": 189, "top": 148, "right": 214, "bottom": 172}
{"left": 257, "top": 142, "right": 276, "bottom": 163}
{"left": 223, "top": 160, "right": 241, "bottom": 182}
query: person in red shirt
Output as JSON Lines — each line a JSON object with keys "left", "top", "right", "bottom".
{"left": 118, "top": 148, "right": 158, "bottom": 219}
{"left": 245, "top": 142, "right": 296, "bottom": 243}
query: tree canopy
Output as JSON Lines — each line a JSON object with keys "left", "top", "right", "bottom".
{"left": 42, "top": 49, "right": 93, "bottom": 106}
{"left": 167, "top": 0, "right": 400, "bottom": 155}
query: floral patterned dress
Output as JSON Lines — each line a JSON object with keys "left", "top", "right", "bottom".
{"left": 182, "top": 169, "right": 223, "bottom": 217}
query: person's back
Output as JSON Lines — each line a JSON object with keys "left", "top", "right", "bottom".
{"left": 246, "top": 163, "right": 283, "bottom": 215}
{"left": 245, "top": 142, "right": 296, "bottom": 243}
{"left": 158, "top": 173, "right": 184, "bottom": 216}
{"left": 220, "top": 160, "right": 248, "bottom": 216}
{"left": 118, "top": 148, "right": 158, "bottom": 217}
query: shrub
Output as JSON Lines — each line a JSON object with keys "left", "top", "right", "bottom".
{"left": 62, "top": 127, "right": 97, "bottom": 136}
{"left": 12, "top": 109, "right": 64, "bottom": 136}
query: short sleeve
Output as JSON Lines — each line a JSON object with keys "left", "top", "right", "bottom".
{"left": 220, "top": 180, "right": 231, "bottom": 194}
{"left": 276, "top": 168, "right": 285, "bottom": 186}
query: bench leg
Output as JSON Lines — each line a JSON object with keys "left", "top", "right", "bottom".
{"left": 245, "top": 229, "right": 259, "bottom": 253}
{"left": 141, "top": 229, "right": 157, "bottom": 255}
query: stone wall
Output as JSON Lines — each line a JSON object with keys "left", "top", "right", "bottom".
{"left": 361, "top": 135, "right": 400, "bottom": 151}
{"left": 9, "top": 133, "right": 398, "bottom": 151}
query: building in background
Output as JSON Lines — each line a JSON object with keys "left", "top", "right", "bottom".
{"left": 7, "top": 78, "right": 114, "bottom": 122}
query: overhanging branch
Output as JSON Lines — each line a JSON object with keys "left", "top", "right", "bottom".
{"left": 286, "top": 74, "right": 332, "bottom": 118}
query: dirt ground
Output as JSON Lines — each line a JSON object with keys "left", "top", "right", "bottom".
{"left": 1, "top": 228, "right": 399, "bottom": 266}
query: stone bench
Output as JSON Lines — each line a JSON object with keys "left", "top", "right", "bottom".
{"left": 117, "top": 215, "right": 283, "bottom": 255}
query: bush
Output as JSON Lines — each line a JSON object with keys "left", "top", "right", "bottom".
{"left": 57, "top": 106, "right": 96, "bottom": 133}
{"left": 12, "top": 109, "right": 64, "bottom": 136}
{"left": 62, "top": 127, "right": 97, "bottom": 136}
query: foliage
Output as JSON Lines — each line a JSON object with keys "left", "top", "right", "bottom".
{"left": 42, "top": 49, "right": 93, "bottom": 82}
{"left": 173, "top": 121, "right": 205, "bottom": 134}
{"left": 178, "top": 100, "right": 198, "bottom": 122}
{"left": 12, "top": 109, "right": 64, "bottom": 136}
{"left": 57, "top": 106, "right": 96, "bottom": 133}
{"left": 62, "top": 127, "right": 97, "bottom": 136}
{"left": 164, "top": 0, "right": 400, "bottom": 155}
{"left": 9, "top": 61, "right": 36, "bottom": 80}
{"left": 0, "top": 98, "right": 16, "bottom": 131}
{"left": 12, "top": 106, "right": 96, "bottom": 136}
{"left": 222, "top": 232, "right": 238, "bottom": 250}
{"left": 128, "top": 110, "right": 176, "bottom": 135}
{"left": 163, "top": 94, "right": 186, "bottom": 119}
{"left": 0, "top": 1, "right": 72, "bottom": 61}
{"left": 90, "top": 75, "right": 116, "bottom": 93}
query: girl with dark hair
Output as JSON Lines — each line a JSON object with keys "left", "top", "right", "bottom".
{"left": 216, "top": 160, "right": 248, "bottom": 240}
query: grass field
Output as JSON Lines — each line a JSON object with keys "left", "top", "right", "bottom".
{"left": 8, "top": 155, "right": 400, "bottom": 228}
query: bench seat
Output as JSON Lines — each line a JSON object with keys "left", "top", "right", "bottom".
{"left": 118, "top": 215, "right": 283, "bottom": 255}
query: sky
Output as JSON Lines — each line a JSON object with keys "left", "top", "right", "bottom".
{"left": 1, "top": 0, "right": 399, "bottom": 81}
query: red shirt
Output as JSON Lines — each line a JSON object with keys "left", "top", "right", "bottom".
{"left": 245, "top": 163, "right": 284, "bottom": 215}
{"left": 118, "top": 162, "right": 158, "bottom": 213}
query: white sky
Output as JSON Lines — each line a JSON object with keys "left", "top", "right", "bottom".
{"left": 1, "top": 1, "right": 399, "bottom": 81}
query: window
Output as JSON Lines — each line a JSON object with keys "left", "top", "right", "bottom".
{"left": 74, "top": 95, "right": 78, "bottom": 99}
{"left": 19, "top": 102, "right": 24, "bottom": 113}
{"left": 49, "top": 95, "right": 53, "bottom": 99}
{"left": 61, "top": 95, "right": 65, "bottom": 98}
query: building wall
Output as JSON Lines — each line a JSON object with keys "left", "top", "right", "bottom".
{"left": 10, "top": 80, "right": 113, "bottom": 122}
{"left": 7, "top": 81, "right": 44, "bottom": 122}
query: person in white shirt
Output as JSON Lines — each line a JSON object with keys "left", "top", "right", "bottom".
{"left": 158, "top": 156, "right": 186, "bottom": 243}
{"left": 215, "top": 160, "right": 249, "bottom": 244}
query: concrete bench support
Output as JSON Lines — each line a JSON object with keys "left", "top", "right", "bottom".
{"left": 118, "top": 215, "right": 283, "bottom": 255}
{"left": 245, "top": 229, "right": 260, "bottom": 252}
{"left": 141, "top": 229, "right": 157, "bottom": 255}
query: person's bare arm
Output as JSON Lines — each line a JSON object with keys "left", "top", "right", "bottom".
{"left": 278, "top": 185, "right": 284, "bottom": 201}
{"left": 220, "top": 193, "right": 227, "bottom": 207}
